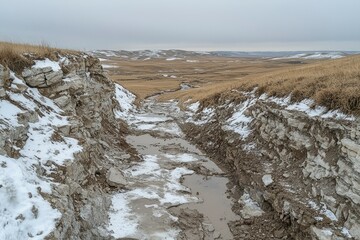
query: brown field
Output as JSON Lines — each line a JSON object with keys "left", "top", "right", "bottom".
{"left": 0, "top": 41, "right": 78, "bottom": 72}
{"left": 107, "top": 54, "right": 360, "bottom": 115}
{"left": 106, "top": 56, "right": 309, "bottom": 99}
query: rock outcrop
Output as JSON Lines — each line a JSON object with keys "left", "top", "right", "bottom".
{"left": 183, "top": 92, "right": 360, "bottom": 239}
{"left": 0, "top": 54, "right": 136, "bottom": 239}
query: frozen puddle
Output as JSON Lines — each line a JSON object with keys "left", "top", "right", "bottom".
{"left": 108, "top": 98, "right": 238, "bottom": 239}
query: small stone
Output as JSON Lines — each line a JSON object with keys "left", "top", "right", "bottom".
{"left": 107, "top": 167, "right": 127, "bottom": 187}
{"left": 282, "top": 173, "right": 290, "bottom": 178}
{"left": 262, "top": 174, "right": 273, "bottom": 187}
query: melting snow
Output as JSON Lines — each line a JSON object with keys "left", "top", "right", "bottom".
{"left": 272, "top": 52, "right": 344, "bottom": 60}
{"left": 223, "top": 98, "right": 255, "bottom": 139}
{"left": 1, "top": 74, "right": 82, "bottom": 239}
{"left": 166, "top": 57, "right": 181, "bottom": 61}
{"left": 113, "top": 83, "right": 136, "bottom": 119}
{"left": 32, "top": 58, "right": 61, "bottom": 71}
{"left": 187, "top": 101, "right": 200, "bottom": 112}
{"left": 108, "top": 154, "right": 197, "bottom": 238}
{"left": 0, "top": 155, "right": 61, "bottom": 240}
{"left": 0, "top": 100, "right": 24, "bottom": 128}
{"left": 108, "top": 193, "right": 139, "bottom": 238}
{"left": 102, "top": 64, "right": 117, "bottom": 69}
{"left": 164, "top": 153, "right": 197, "bottom": 162}
{"left": 341, "top": 227, "right": 352, "bottom": 238}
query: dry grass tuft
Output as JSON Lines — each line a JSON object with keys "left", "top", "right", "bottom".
{"left": 0, "top": 41, "right": 78, "bottom": 72}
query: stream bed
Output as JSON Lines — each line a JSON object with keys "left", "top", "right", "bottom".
{"left": 107, "top": 98, "right": 239, "bottom": 239}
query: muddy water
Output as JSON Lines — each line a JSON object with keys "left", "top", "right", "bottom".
{"left": 109, "top": 98, "right": 239, "bottom": 239}
{"left": 182, "top": 175, "right": 239, "bottom": 239}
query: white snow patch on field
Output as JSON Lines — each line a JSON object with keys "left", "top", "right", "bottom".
{"left": 166, "top": 57, "right": 181, "bottom": 61}
{"left": 272, "top": 52, "right": 344, "bottom": 60}
{"left": 33, "top": 58, "right": 61, "bottom": 71}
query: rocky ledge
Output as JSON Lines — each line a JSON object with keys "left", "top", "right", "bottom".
{"left": 0, "top": 54, "right": 136, "bottom": 239}
{"left": 182, "top": 91, "right": 360, "bottom": 240}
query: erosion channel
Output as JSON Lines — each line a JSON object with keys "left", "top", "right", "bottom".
{"left": 109, "top": 95, "right": 240, "bottom": 239}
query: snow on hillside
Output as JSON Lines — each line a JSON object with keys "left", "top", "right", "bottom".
{"left": 113, "top": 83, "right": 136, "bottom": 119}
{"left": 0, "top": 70, "right": 82, "bottom": 239}
{"left": 272, "top": 52, "right": 344, "bottom": 60}
{"left": 186, "top": 89, "right": 354, "bottom": 143}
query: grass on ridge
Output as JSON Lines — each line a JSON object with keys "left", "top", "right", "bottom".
{"left": 159, "top": 55, "right": 360, "bottom": 115}
{"left": 0, "top": 41, "right": 78, "bottom": 72}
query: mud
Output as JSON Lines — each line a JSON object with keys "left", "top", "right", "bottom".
{"left": 114, "top": 97, "right": 240, "bottom": 239}
{"left": 181, "top": 174, "right": 240, "bottom": 239}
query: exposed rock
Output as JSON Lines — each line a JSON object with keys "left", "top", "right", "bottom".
{"left": 262, "top": 174, "right": 273, "bottom": 187}
{"left": 183, "top": 93, "right": 360, "bottom": 239}
{"left": 22, "top": 66, "right": 63, "bottom": 87}
{"left": 53, "top": 95, "right": 70, "bottom": 107}
{"left": 0, "top": 54, "right": 134, "bottom": 239}
{"left": 45, "top": 70, "right": 63, "bottom": 85}
{"left": 106, "top": 167, "right": 127, "bottom": 187}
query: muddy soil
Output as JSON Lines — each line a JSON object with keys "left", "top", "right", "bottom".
{"left": 112, "top": 98, "right": 241, "bottom": 239}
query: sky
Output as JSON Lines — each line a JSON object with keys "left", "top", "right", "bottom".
{"left": 0, "top": 0, "right": 359, "bottom": 51}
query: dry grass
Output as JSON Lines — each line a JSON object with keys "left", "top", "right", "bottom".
{"left": 0, "top": 41, "right": 78, "bottom": 72}
{"left": 106, "top": 56, "right": 299, "bottom": 100}
{"left": 231, "top": 55, "right": 360, "bottom": 114}
{"left": 159, "top": 55, "right": 360, "bottom": 115}
{"left": 103, "top": 53, "right": 360, "bottom": 115}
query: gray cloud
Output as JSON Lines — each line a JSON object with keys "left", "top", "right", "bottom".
{"left": 0, "top": 0, "right": 359, "bottom": 50}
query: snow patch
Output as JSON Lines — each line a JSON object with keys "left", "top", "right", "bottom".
{"left": 102, "top": 64, "right": 117, "bottom": 69}
{"left": 0, "top": 155, "right": 61, "bottom": 240}
{"left": 223, "top": 98, "right": 256, "bottom": 139}
{"left": 33, "top": 58, "right": 61, "bottom": 71}
{"left": 164, "top": 153, "right": 197, "bottom": 163}
{"left": 108, "top": 193, "right": 139, "bottom": 238}
{"left": 113, "top": 83, "right": 136, "bottom": 119}
{"left": 166, "top": 57, "right": 181, "bottom": 61}
{"left": 0, "top": 100, "right": 24, "bottom": 128}
{"left": 187, "top": 101, "right": 200, "bottom": 112}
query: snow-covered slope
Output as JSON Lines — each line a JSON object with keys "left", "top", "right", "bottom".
{"left": 0, "top": 54, "right": 137, "bottom": 239}
{"left": 0, "top": 66, "right": 82, "bottom": 239}
{"left": 272, "top": 52, "right": 345, "bottom": 60}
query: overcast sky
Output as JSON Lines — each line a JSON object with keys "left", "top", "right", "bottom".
{"left": 0, "top": 0, "right": 359, "bottom": 51}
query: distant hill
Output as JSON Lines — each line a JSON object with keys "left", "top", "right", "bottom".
{"left": 91, "top": 49, "right": 359, "bottom": 60}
